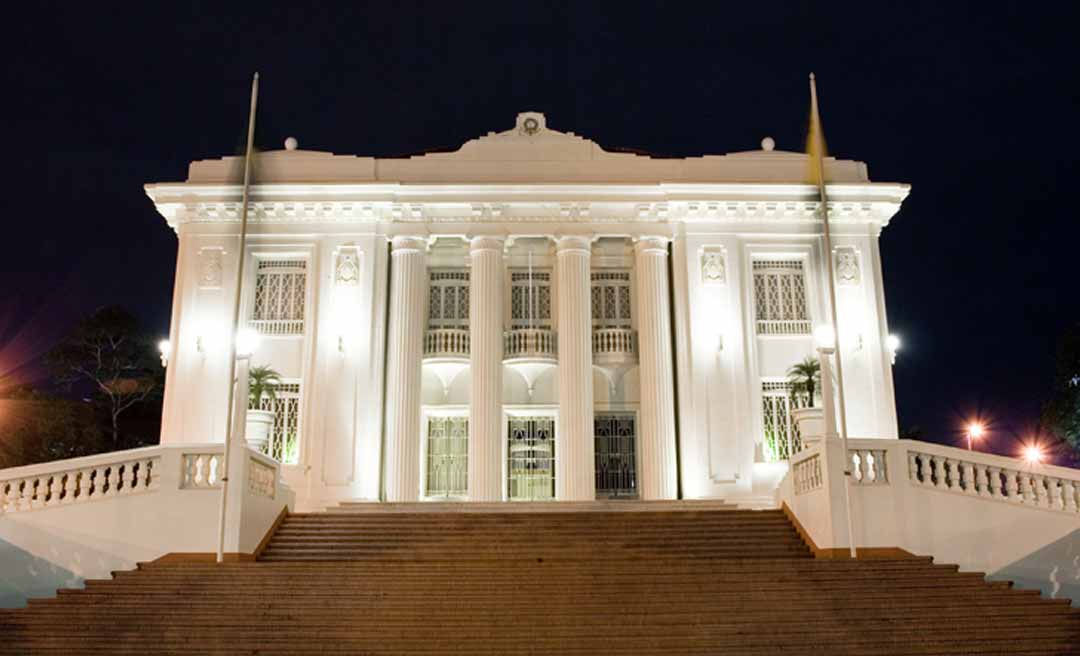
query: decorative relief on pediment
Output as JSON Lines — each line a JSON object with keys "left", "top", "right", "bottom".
{"left": 701, "top": 248, "right": 727, "bottom": 285}
{"left": 335, "top": 248, "right": 360, "bottom": 286}
{"left": 198, "top": 248, "right": 223, "bottom": 289}
{"left": 834, "top": 247, "right": 860, "bottom": 286}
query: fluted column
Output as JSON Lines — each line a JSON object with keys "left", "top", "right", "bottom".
{"left": 384, "top": 236, "right": 427, "bottom": 502}
{"left": 635, "top": 236, "right": 678, "bottom": 500}
{"left": 555, "top": 235, "right": 596, "bottom": 500}
{"left": 468, "top": 236, "right": 505, "bottom": 501}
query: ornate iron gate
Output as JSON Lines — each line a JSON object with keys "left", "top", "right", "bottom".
{"left": 594, "top": 413, "right": 637, "bottom": 498}
{"left": 507, "top": 416, "right": 555, "bottom": 501}
{"left": 426, "top": 416, "right": 468, "bottom": 497}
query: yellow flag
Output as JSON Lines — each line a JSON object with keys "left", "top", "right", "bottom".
{"left": 806, "top": 72, "right": 828, "bottom": 186}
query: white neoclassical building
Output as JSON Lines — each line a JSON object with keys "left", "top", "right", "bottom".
{"left": 146, "top": 112, "right": 909, "bottom": 510}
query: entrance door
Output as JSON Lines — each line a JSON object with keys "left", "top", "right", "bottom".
{"left": 426, "top": 416, "right": 468, "bottom": 498}
{"left": 507, "top": 416, "right": 555, "bottom": 501}
{"left": 594, "top": 413, "right": 637, "bottom": 498}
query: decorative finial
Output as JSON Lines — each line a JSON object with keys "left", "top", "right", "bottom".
{"left": 809, "top": 72, "right": 816, "bottom": 81}
{"left": 284, "top": 137, "right": 298, "bottom": 151}
{"left": 761, "top": 136, "right": 776, "bottom": 151}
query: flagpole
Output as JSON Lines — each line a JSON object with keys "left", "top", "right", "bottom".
{"left": 809, "top": 72, "right": 857, "bottom": 559}
{"left": 217, "top": 72, "right": 259, "bottom": 564}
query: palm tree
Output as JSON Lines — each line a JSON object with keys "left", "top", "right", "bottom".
{"left": 786, "top": 357, "right": 821, "bottom": 408}
{"left": 248, "top": 365, "right": 282, "bottom": 409}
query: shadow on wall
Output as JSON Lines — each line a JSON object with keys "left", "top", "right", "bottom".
{"left": 0, "top": 537, "right": 83, "bottom": 608}
{"left": 991, "top": 528, "right": 1080, "bottom": 607}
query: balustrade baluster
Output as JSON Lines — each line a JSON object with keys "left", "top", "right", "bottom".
{"left": 48, "top": 475, "right": 62, "bottom": 506}
{"left": 21, "top": 479, "right": 35, "bottom": 510}
{"left": 106, "top": 466, "right": 120, "bottom": 496}
{"left": 931, "top": 456, "right": 946, "bottom": 489}
{"left": 977, "top": 465, "right": 991, "bottom": 498}
{"left": 907, "top": 452, "right": 919, "bottom": 482}
{"left": 128, "top": 462, "right": 140, "bottom": 490}
{"left": 1064, "top": 480, "right": 1078, "bottom": 513}
{"left": 1019, "top": 474, "right": 1034, "bottom": 504}
{"left": 961, "top": 462, "right": 976, "bottom": 495}
{"left": 1032, "top": 475, "right": 1049, "bottom": 508}
{"left": 1004, "top": 470, "right": 1020, "bottom": 501}
{"left": 944, "top": 459, "right": 959, "bottom": 490}
{"left": 859, "top": 452, "right": 872, "bottom": 483}
{"left": 1048, "top": 477, "right": 1063, "bottom": 511}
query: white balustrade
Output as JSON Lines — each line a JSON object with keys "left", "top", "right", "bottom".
{"left": 181, "top": 453, "right": 223, "bottom": 489}
{"left": 850, "top": 448, "right": 889, "bottom": 485}
{"left": 424, "top": 328, "right": 470, "bottom": 358}
{"left": 591, "top": 328, "right": 637, "bottom": 358}
{"left": 250, "top": 318, "right": 304, "bottom": 336}
{"left": 756, "top": 319, "right": 812, "bottom": 336}
{"left": 0, "top": 453, "right": 159, "bottom": 514}
{"left": 246, "top": 456, "right": 277, "bottom": 499}
{"left": 907, "top": 448, "right": 1080, "bottom": 514}
{"left": 793, "top": 453, "right": 823, "bottom": 495}
{"left": 504, "top": 328, "right": 558, "bottom": 360}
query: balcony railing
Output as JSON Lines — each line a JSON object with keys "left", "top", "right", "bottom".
{"left": 756, "top": 319, "right": 812, "bottom": 336}
{"left": 504, "top": 328, "right": 558, "bottom": 360}
{"left": 592, "top": 328, "right": 637, "bottom": 359}
{"left": 424, "top": 328, "right": 470, "bottom": 359}
{"left": 250, "top": 319, "right": 305, "bottom": 336}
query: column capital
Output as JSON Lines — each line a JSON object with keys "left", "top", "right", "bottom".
{"left": 555, "top": 235, "right": 592, "bottom": 255}
{"left": 390, "top": 235, "right": 428, "bottom": 253}
{"left": 468, "top": 235, "right": 505, "bottom": 254}
{"left": 634, "top": 236, "right": 670, "bottom": 256}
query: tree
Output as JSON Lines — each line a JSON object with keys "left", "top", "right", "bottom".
{"left": 787, "top": 357, "right": 821, "bottom": 408}
{"left": 45, "top": 306, "right": 161, "bottom": 448}
{"left": 1041, "top": 322, "right": 1080, "bottom": 453}
{"left": 248, "top": 365, "right": 282, "bottom": 408}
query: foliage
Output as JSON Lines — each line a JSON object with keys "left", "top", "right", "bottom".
{"left": 786, "top": 357, "right": 821, "bottom": 408}
{"left": 248, "top": 365, "right": 282, "bottom": 408}
{"left": 1040, "top": 322, "right": 1080, "bottom": 453}
{"left": 44, "top": 306, "right": 162, "bottom": 447}
{"left": 0, "top": 398, "right": 106, "bottom": 469}
{"left": 899, "top": 425, "right": 925, "bottom": 440}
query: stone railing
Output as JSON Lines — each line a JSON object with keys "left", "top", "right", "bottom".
{"left": 247, "top": 452, "right": 279, "bottom": 499}
{"left": 423, "top": 328, "right": 470, "bottom": 359}
{"left": 181, "top": 452, "right": 223, "bottom": 489}
{"left": 792, "top": 451, "right": 823, "bottom": 495}
{"left": 756, "top": 319, "right": 812, "bottom": 336}
{"left": 908, "top": 448, "right": 1080, "bottom": 513}
{"left": 592, "top": 328, "right": 637, "bottom": 359}
{"left": 250, "top": 319, "right": 304, "bottom": 336}
{"left": 849, "top": 446, "right": 890, "bottom": 485}
{"left": 0, "top": 447, "right": 162, "bottom": 513}
{"left": 504, "top": 328, "right": 558, "bottom": 360}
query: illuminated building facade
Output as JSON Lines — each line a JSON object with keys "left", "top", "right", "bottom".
{"left": 146, "top": 112, "right": 909, "bottom": 509}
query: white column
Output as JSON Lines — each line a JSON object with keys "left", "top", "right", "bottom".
{"left": 635, "top": 236, "right": 678, "bottom": 500}
{"left": 468, "top": 236, "right": 505, "bottom": 501}
{"left": 555, "top": 235, "right": 596, "bottom": 501}
{"left": 383, "top": 236, "right": 427, "bottom": 502}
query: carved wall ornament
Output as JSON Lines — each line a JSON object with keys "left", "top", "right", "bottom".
{"left": 701, "top": 249, "right": 727, "bottom": 285}
{"left": 198, "top": 248, "right": 223, "bottom": 289}
{"left": 834, "top": 248, "right": 860, "bottom": 286}
{"left": 335, "top": 248, "right": 360, "bottom": 286}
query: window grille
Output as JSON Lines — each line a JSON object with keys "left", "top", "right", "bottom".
{"left": 507, "top": 416, "right": 555, "bottom": 501}
{"left": 252, "top": 259, "right": 307, "bottom": 335}
{"left": 510, "top": 270, "right": 551, "bottom": 329}
{"left": 590, "top": 271, "right": 632, "bottom": 328}
{"left": 425, "top": 416, "right": 468, "bottom": 497}
{"left": 594, "top": 413, "right": 637, "bottom": 498}
{"left": 252, "top": 381, "right": 302, "bottom": 464}
{"left": 761, "top": 380, "right": 805, "bottom": 462}
{"left": 752, "top": 259, "right": 811, "bottom": 335}
{"left": 428, "top": 269, "right": 470, "bottom": 329}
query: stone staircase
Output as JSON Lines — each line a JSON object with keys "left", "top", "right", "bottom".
{"left": 2, "top": 501, "right": 1078, "bottom": 654}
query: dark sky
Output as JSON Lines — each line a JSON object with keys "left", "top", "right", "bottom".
{"left": 1, "top": 2, "right": 1077, "bottom": 460}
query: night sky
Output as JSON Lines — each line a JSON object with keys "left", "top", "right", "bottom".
{"left": 1, "top": 2, "right": 1077, "bottom": 459}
